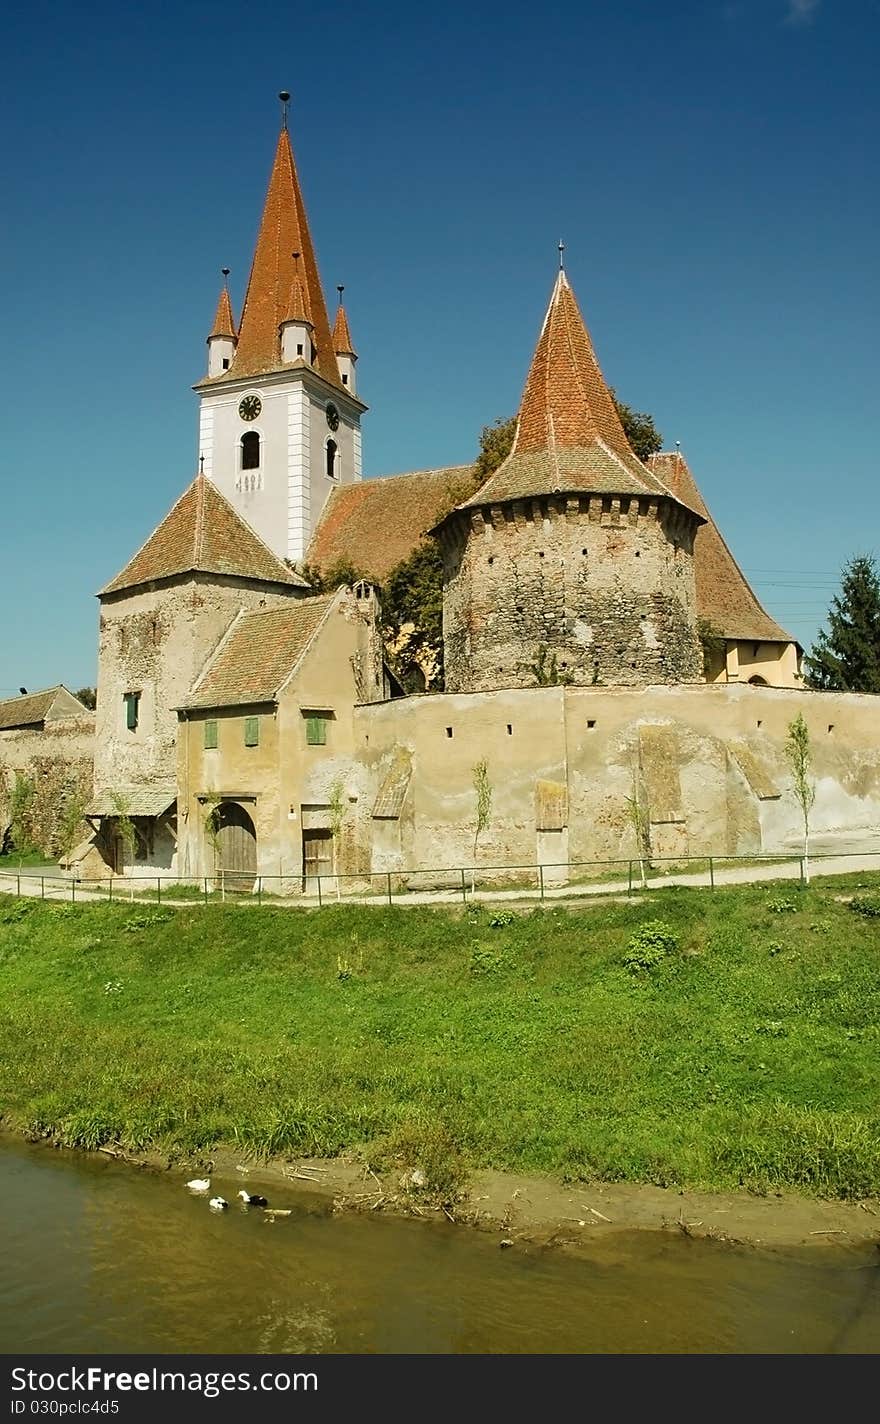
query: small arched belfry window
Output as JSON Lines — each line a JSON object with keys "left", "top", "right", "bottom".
{"left": 326, "top": 438, "right": 338, "bottom": 479}
{"left": 241, "top": 431, "right": 260, "bottom": 471}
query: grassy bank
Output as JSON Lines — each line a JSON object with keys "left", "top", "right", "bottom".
{"left": 1, "top": 881, "right": 879, "bottom": 1199}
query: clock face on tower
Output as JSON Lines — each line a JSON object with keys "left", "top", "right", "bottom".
{"left": 325, "top": 403, "right": 340, "bottom": 432}
{"left": 238, "top": 394, "right": 262, "bottom": 422}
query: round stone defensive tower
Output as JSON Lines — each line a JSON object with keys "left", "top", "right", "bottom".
{"left": 434, "top": 270, "right": 704, "bottom": 692}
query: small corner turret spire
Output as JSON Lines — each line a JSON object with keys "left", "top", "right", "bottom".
{"left": 280, "top": 249, "right": 314, "bottom": 362}
{"left": 332, "top": 285, "right": 357, "bottom": 392}
{"left": 278, "top": 90, "right": 290, "bottom": 131}
{"left": 206, "top": 268, "right": 238, "bottom": 375}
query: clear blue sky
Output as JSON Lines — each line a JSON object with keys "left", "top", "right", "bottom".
{"left": 2, "top": 0, "right": 877, "bottom": 694}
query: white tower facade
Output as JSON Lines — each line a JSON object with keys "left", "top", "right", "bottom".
{"left": 193, "top": 119, "right": 366, "bottom": 565}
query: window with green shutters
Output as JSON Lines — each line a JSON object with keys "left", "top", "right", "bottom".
{"left": 203, "top": 720, "right": 218, "bottom": 749}
{"left": 305, "top": 714, "right": 327, "bottom": 746}
{"left": 243, "top": 716, "right": 260, "bottom": 747}
{"left": 123, "top": 691, "right": 140, "bottom": 731}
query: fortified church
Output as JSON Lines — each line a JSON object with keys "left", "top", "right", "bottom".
{"left": 2, "top": 106, "right": 877, "bottom": 884}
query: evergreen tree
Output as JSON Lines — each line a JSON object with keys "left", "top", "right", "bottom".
{"left": 805, "top": 555, "right": 880, "bottom": 693}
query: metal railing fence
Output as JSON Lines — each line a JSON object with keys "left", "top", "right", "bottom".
{"left": 1, "top": 849, "right": 879, "bottom": 909}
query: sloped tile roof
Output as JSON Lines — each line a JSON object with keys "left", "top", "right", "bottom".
{"left": 306, "top": 466, "right": 480, "bottom": 582}
{"left": 0, "top": 686, "right": 65, "bottom": 731}
{"left": 87, "top": 784, "right": 177, "bottom": 817}
{"left": 209, "top": 284, "right": 237, "bottom": 340}
{"left": 457, "top": 272, "right": 691, "bottom": 514}
{"left": 99, "top": 475, "right": 307, "bottom": 595}
{"left": 204, "top": 127, "right": 342, "bottom": 389}
{"left": 647, "top": 452, "right": 793, "bottom": 644}
{"left": 332, "top": 303, "right": 356, "bottom": 356}
{"left": 181, "top": 594, "right": 336, "bottom": 709}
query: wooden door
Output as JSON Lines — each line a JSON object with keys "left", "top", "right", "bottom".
{"left": 215, "top": 801, "right": 257, "bottom": 890}
{"left": 302, "top": 829, "right": 333, "bottom": 892}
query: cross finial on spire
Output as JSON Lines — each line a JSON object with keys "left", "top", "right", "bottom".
{"left": 278, "top": 90, "right": 290, "bottom": 130}
{"left": 337, "top": 284, "right": 345, "bottom": 307}
{"left": 558, "top": 239, "right": 565, "bottom": 271}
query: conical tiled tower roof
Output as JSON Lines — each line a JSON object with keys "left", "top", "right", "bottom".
{"left": 208, "top": 284, "right": 237, "bottom": 340}
{"left": 646, "top": 452, "right": 792, "bottom": 644}
{"left": 460, "top": 271, "right": 695, "bottom": 513}
{"left": 332, "top": 303, "right": 357, "bottom": 357}
{"left": 217, "top": 126, "right": 341, "bottom": 387}
{"left": 99, "top": 474, "right": 308, "bottom": 595}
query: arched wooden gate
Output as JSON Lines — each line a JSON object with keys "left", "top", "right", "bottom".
{"left": 215, "top": 801, "right": 257, "bottom": 890}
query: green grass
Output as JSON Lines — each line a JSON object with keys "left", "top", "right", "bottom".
{"left": 1, "top": 882, "right": 879, "bottom": 1199}
{"left": 0, "top": 850, "right": 55, "bottom": 872}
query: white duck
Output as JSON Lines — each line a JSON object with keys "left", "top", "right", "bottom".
{"left": 208, "top": 1196, "right": 229, "bottom": 1212}
{"left": 186, "top": 1178, "right": 211, "bottom": 1194}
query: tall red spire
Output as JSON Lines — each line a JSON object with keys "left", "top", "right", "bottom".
{"left": 226, "top": 125, "right": 341, "bottom": 387}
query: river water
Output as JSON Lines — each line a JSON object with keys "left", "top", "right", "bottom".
{"left": 1, "top": 1139, "right": 878, "bottom": 1353}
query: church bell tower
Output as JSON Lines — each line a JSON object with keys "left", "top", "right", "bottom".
{"left": 193, "top": 95, "right": 366, "bottom": 564}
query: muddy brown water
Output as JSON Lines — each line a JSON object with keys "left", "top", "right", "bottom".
{"left": 2, "top": 1139, "right": 879, "bottom": 1354}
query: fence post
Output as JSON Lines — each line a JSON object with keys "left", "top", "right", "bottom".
{"left": 709, "top": 856, "right": 715, "bottom": 891}
{"left": 109, "top": 877, "right": 113, "bottom": 903}
{"left": 16, "top": 874, "right": 20, "bottom": 898}
{"left": 157, "top": 877, "right": 161, "bottom": 905}
{"left": 203, "top": 877, "right": 208, "bottom": 906}
{"left": 71, "top": 879, "right": 76, "bottom": 904}
{"left": 460, "top": 868, "right": 467, "bottom": 905}
{"left": 386, "top": 872, "right": 393, "bottom": 907}
{"left": 539, "top": 864, "right": 545, "bottom": 900}
{"left": 257, "top": 877, "right": 262, "bottom": 907}
{"left": 317, "top": 874, "right": 323, "bottom": 907}
{"left": 41, "top": 876, "right": 45, "bottom": 901}
{"left": 799, "top": 857, "right": 805, "bottom": 887}
{"left": 628, "top": 861, "right": 633, "bottom": 894}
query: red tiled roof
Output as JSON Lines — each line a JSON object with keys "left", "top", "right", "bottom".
{"left": 209, "top": 127, "right": 341, "bottom": 388}
{"left": 647, "top": 452, "right": 793, "bottom": 644}
{"left": 99, "top": 474, "right": 308, "bottom": 595}
{"left": 208, "top": 284, "right": 237, "bottom": 340}
{"left": 181, "top": 594, "right": 336, "bottom": 708}
{"left": 458, "top": 272, "right": 694, "bottom": 512}
{"left": 306, "top": 467, "right": 480, "bottom": 582}
{"left": 332, "top": 304, "right": 356, "bottom": 357}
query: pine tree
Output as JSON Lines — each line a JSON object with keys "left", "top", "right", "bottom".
{"left": 805, "top": 555, "right": 880, "bottom": 693}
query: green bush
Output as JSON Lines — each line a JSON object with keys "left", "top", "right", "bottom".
{"left": 849, "top": 894, "right": 880, "bottom": 918}
{"left": 624, "top": 920, "right": 679, "bottom": 973}
{"left": 767, "top": 897, "right": 797, "bottom": 914}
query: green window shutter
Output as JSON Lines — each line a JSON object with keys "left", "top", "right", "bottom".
{"left": 203, "top": 720, "right": 218, "bottom": 749}
{"left": 124, "top": 692, "right": 139, "bottom": 731}
{"left": 243, "top": 716, "right": 260, "bottom": 747}
{"left": 305, "top": 715, "right": 327, "bottom": 745}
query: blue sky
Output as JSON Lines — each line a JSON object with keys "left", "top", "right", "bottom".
{"left": 2, "top": 0, "right": 877, "bottom": 694}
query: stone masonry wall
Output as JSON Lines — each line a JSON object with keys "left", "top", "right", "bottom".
{"left": 0, "top": 716, "right": 95, "bottom": 855}
{"left": 94, "top": 574, "right": 300, "bottom": 796}
{"left": 440, "top": 494, "right": 703, "bottom": 692}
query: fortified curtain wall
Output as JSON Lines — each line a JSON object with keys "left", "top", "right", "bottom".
{"left": 353, "top": 684, "right": 880, "bottom": 874}
{"left": 0, "top": 717, "right": 95, "bottom": 856}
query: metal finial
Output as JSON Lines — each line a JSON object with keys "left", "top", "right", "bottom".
{"left": 675, "top": 440, "right": 681, "bottom": 451}
{"left": 199, "top": 453, "right": 205, "bottom": 475}
{"left": 558, "top": 239, "right": 565, "bottom": 270}
{"left": 337, "top": 284, "right": 345, "bottom": 306}
{"left": 292, "top": 251, "right": 301, "bottom": 275}
{"left": 221, "top": 267, "right": 230, "bottom": 284}
{"left": 278, "top": 91, "right": 290, "bottom": 129}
